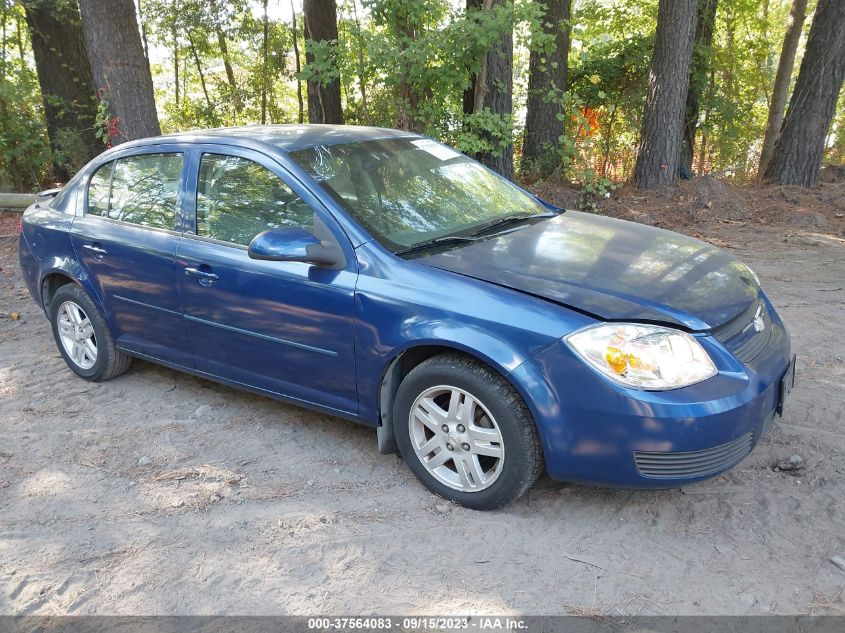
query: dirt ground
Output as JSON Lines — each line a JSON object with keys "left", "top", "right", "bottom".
{"left": 1, "top": 177, "right": 844, "bottom": 616}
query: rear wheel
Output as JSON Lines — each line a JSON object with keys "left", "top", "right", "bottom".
{"left": 50, "top": 284, "right": 132, "bottom": 381}
{"left": 393, "top": 354, "right": 543, "bottom": 510}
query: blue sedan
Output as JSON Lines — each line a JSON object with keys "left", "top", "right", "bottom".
{"left": 18, "top": 125, "right": 795, "bottom": 510}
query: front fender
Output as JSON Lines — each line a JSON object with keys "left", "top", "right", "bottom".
{"left": 370, "top": 331, "right": 562, "bottom": 456}
{"left": 352, "top": 244, "right": 595, "bottom": 426}
{"left": 356, "top": 307, "right": 539, "bottom": 426}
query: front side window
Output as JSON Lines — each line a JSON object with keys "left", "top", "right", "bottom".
{"left": 290, "top": 138, "right": 549, "bottom": 252}
{"left": 196, "top": 154, "right": 315, "bottom": 247}
{"left": 86, "top": 153, "right": 182, "bottom": 231}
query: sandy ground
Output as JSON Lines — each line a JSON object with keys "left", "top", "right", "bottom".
{"left": 0, "top": 216, "right": 844, "bottom": 616}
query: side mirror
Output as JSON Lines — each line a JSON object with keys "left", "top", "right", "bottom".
{"left": 248, "top": 227, "right": 343, "bottom": 268}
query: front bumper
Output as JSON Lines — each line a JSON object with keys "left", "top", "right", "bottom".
{"left": 512, "top": 294, "right": 792, "bottom": 488}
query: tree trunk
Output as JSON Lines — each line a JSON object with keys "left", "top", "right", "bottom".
{"left": 351, "top": 0, "right": 370, "bottom": 124}
{"left": 78, "top": 0, "right": 160, "bottom": 144}
{"left": 697, "top": 65, "right": 714, "bottom": 171}
{"left": 290, "top": 0, "right": 304, "bottom": 124}
{"left": 463, "top": 0, "right": 482, "bottom": 118}
{"left": 15, "top": 9, "right": 25, "bottom": 64}
{"left": 387, "top": 3, "right": 432, "bottom": 132}
{"left": 522, "top": 0, "right": 571, "bottom": 178}
{"left": 187, "top": 31, "right": 212, "bottom": 109}
{"left": 600, "top": 103, "right": 618, "bottom": 177}
{"left": 757, "top": 0, "right": 808, "bottom": 177}
{"left": 764, "top": 0, "right": 845, "bottom": 186}
{"left": 633, "top": 0, "right": 698, "bottom": 189}
{"left": 24, "top": 0, "right": 103, "bottom": 179}
{"left": 137, "top": 0, "right": 150, "bottom": 61}
{"left": 261, "top": 0, "right": 268, "bottom": 124}
{"left": 215, "top": 27, "right": 241, "bottom": 112}
{"left": 172, "top": 24, "right": 179, "bottom": 106}
{"left": 473, "top": 0, "right": 513, "bottom": 178}
{"left": 681, "top": 0, "right": 718, "bottom": 174}
{"left": 395, "top": 12, "right": 423, "bottom": 131}
{"left": 303, "top": 0, "right": 344, "bottom": 124}
{"left": 1, "top": 4, "right": 8, "bottom": 156}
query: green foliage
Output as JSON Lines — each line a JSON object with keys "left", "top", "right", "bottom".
{"left": 0, "top": 3, "right": 49, "bottom": 190}
{"left": 2, "top": 0, "right": 839, "bottom": 192}
{"left": 144, "top": 0, "right": 302, "bottom": 129}
{"left": 360, "top": 0, "right": 511, "bottom": 135}
{"left": 826, "top": 90, "right": 845, "bottom": 167}
{"left": 299, "top": 37, "right": 343, "bottom": 88}
{"left": 567, "top": 35, "right": 652, "bottom": 179}
{"left": 350, "top": 0, "right": 552, "bottom": 164}
{"left": 53, "top": 127, "right": 93, "bottom": 175}
{"left": 93, "top": 94, "right": 111, "bottom": 144}
{"left": 577, "top": 167, "right": 617, "bottom": 210}
{"left": 703, "top": 0, "right": 788, "bottom": 179}
{"left": 455, "top": 108, "right": 514, "bottom": 157}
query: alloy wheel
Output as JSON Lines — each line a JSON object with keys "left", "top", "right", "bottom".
{"left": 409, "top": 385, "right": 505, "bottom": 492}
{"left": 56, "top": 300, "right": 98, "bottom": 370}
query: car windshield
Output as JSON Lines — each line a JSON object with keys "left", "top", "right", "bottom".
{"left": 289, "top": 137, "right": 551, "bottom": 253}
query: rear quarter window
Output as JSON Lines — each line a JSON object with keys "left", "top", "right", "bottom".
{"left": 87, "top": 161, "right": 114, "bottom": 217}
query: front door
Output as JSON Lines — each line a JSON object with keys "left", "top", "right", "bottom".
{"left": 176, "top": 147, "right": 359, "bottom": 416}
{"left": 70, "top": 149, "right": 193, "bottom": 367}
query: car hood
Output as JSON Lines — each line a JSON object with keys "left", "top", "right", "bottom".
{"left": 418, "top": 211, "right": 759, "bottom": 331}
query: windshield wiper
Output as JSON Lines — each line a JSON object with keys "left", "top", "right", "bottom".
{"left": 469, "top": 212, "right": 554, "bottom": 238}
{"left": 395, "top": 235, "right": 478, "bottom": 256}
{"left": 395, "top": 211, "right": 555, "bottom": 256}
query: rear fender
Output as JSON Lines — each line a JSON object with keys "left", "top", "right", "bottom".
{"left": 38, "top": 257, "right": 118, "bottom": 336}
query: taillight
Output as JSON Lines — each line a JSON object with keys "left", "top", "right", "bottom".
{"left": 18, "top": 219, "right": 23, "bottom": 234}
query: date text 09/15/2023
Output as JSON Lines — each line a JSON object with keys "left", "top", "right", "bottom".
{"left": 307, "top": 617, "right": 529, "bottom": 630}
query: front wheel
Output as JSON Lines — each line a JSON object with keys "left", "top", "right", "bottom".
{"left": 393, "top": 354, "right": 543, "bottom": 510}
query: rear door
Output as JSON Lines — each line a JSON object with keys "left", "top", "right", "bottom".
{"left": 70, "top": 147, "right": 193, "bottom": 366}
{"left": 175, "top": 146, "right": 359, "bottom": 416}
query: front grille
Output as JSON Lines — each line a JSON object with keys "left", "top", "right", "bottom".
{"left": 711, "top": 298, "right": 762, "bottom": 341}
{"left": 712, "top": 297, "right": 773, "bottom": 364}
{"left": 634, "top": 432, "right": 754, "bottom": 479}
{"left": 729, "top": 313, "right": 773, "bottom": 362}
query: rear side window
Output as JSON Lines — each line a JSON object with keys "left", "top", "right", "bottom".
{"left": 86, "top": 153, "right": 183, "bottom": 230}
{"left": 196, "top": 153, "right": 314, "bottom": 246}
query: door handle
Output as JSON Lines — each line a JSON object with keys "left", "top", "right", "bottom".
{"left": 184, "top": 266, "right": 219, "bottom": 286}
{"left": 82, "top": 243, "right": 107, "bottom": 259}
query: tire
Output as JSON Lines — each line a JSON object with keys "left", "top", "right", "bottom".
{"left": 49, "top": 284, "right": 132, "bottom": 382}
{"left": 393, "top": 353, "right": 543, "bottom": 510}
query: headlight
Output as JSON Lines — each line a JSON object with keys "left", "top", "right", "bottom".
{"left": 566, "top": 323, "right": 717, "bottom": 390}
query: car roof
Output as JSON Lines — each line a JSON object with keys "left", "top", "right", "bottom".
{"left": 120, "top": 124, "right": 420, "bottom": 153}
